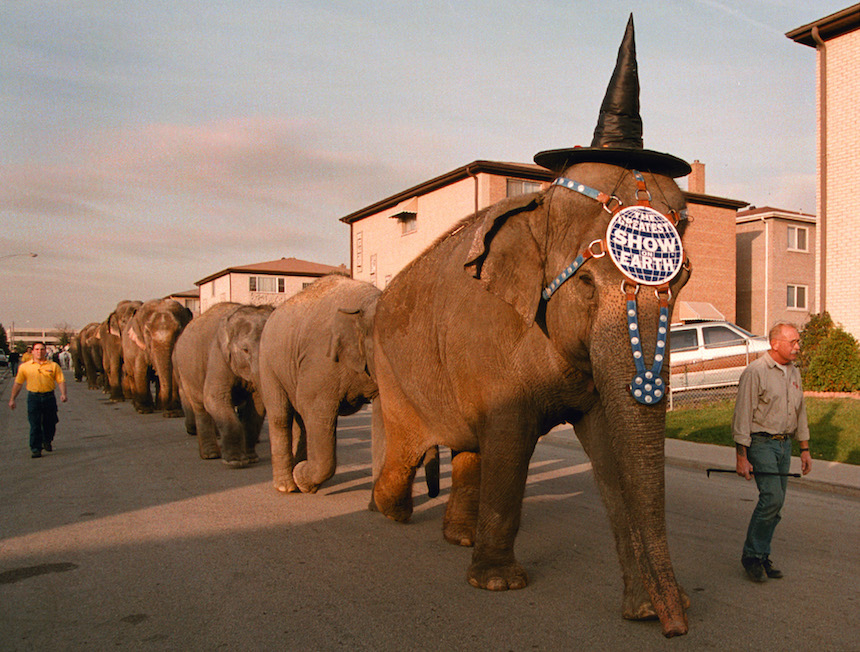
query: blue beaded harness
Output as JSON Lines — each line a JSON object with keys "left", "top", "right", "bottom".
{"left": 543, "top": 170, "right": 687, "bottom": 405}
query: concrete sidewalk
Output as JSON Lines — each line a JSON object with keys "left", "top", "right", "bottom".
{"left": 542, "top": 426, "right": 860, "bottom": 499}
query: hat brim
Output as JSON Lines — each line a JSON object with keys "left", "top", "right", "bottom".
{"left": 534, "top": 147, "right": 691, "bottom": 179}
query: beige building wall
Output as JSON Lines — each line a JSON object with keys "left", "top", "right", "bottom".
{"left": 199, "top": 273, "right": 313, "bottom": 312}
{"left": 819, "top": 28, "right": 860, "bottom": 336}
{"left": 736, "top": 211, "right": 816, "bottom": 335}
{"left": 351, "top": 169, "right": 549, "bottom": 289}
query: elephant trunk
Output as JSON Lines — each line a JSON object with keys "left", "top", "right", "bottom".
{"left": 592, "top": 308, "right": 687, "bottom": 637}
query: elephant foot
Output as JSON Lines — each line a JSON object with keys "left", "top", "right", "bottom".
{"left": 200, "top": 451, "right": 221, "bottom": 460}
{"left": 293, "top": 461, "right": 333, "bottom": 494}
{"left": 246, "top": 451, "right": 259, "bottom": 464}
{"left": 162, "top": 409, "right": 184, "bottom": 418}
{"left": 222, "top": 458, "right": 249, "bottom": 469}
{"left": 136, "top": 406, "right": 154, "bottom": 415}
{"left": 372, "top": 487, "right": 413, "bottom": 522}
{"left": 109, "top": 396, "right": 125, "bottom": 403}
{"left": 467, "top": 559, "right": 528, "bottom": 591}
{"left": 274, "top": 477, "right": 300, "bottom": 493}
{"left": 443, "top": 521, "right": 475, "bottom": 547}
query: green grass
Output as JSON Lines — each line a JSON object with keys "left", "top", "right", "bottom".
{"left": 666, "top": 397, "right": 860, "bottom": 465}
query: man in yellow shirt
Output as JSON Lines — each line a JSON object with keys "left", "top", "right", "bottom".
{"left": 8, "top": 342, "right": 68, "bottom": 458}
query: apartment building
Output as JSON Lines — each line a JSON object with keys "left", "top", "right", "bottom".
{"left": 196, "top": 257, "right": 349, "bottom": 313}
{"left": 788, "top": 3, "right": 860, "bottom": 337}
{"left": 735, "top": 206, "right": 817, "bottom": 335}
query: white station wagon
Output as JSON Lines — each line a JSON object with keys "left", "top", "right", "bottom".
{"left": 669, "top": 321, "right": 771, "bottom": 390}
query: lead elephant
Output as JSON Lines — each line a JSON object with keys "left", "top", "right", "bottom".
{"left": 98, "top": 300, "right": 142, "bottom": 402}
{"left": 371, "top": 18, "right": 691, "bottom": 638}
{"left": 123, "top": 298, "right": 193, "bottom": 416}
{"left": 174, "top": 302, "right": 273, "bottom": 467}
{"left": 258, "top": 274, "right": 381, "bottom": 494}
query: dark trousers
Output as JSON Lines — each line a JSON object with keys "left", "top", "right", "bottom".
{"left": 27, "top": 391, "right": 58, "bottom": 453}
{"left": 742, "top": 435, "right": 791, "bottom": 559}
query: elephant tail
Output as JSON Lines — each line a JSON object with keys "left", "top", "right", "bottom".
{"left": 422, "top": 445, "right": 441, "bottom": 498}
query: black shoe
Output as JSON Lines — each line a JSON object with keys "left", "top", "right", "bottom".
{"left": 31, "top": 450, "right": 42, "bottom": 458}
{"left": 742, "top": 557, "right": 767, "bottom": 583}
{"left": 43, "top": 442, "right": 52, "bottom": 452}
{"left": 762, "top": 557, "right": 783, "bottom": 579}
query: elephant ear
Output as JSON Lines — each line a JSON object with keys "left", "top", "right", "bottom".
{"left": 129, "top": 318, "right": 147, "bottom": 351}
{"left": 464, "top": 192, "right": 545, "bottom": 326}
{"left": 328, "top": 308, "right": 368, "bottom": 375}
{"left": 108, "top": 311, "right": 121, "bottom": 338}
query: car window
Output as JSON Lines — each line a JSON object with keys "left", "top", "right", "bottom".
{"left": 703, "top": 325, "right": 745, "bottom": 349}
{"left": 670, "top": 328, "right": 699, "bottom": 352}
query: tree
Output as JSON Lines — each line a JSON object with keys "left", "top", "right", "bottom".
{"left": 54, "top": 322, "right": 76, "bottom": 347}
{"left": 800, "top": 313, "right": 860, "bottom": 392}
{"left": 0, "top": 323, "right": 8, "bottom": 353}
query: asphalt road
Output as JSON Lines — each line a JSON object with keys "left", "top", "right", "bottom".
{"left": 1, "top": 373, "right": 858, "bottom": 651}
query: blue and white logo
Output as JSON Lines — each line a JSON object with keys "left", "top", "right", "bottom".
{"left": 606, "top": 206, "right": 684, "bottom": 286}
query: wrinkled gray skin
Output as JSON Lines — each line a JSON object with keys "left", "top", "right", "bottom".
{"left": 259, "top": 274, "right": 381, "bottom": 494}
{"left": 371, "top": 162, "right": 691, "bottom": 637}
{"left": 98, "top": 300, "right": 142, "bottom": 402}
{"left": 174, "top": 302, "right": 274, "bottom": 468}
{"left": 78, "top": 322, "right": 104, "bottom": 390}
{"left": 122, "top": 298, "right": 193, "bottom": 416}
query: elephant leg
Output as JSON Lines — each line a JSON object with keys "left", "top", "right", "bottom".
{"left": 194, "top": 408, "right": 221, "bottom": 460}
{"left": 239, "top": 395, "right": 265, "bottom": 464}
{"left": 443, "top": 450, "right": 480, "bottom": 547}
{"left": 466, "top": 421, "right": 537, "bottom": 592}
{"left": 267, "top": 386, "right": 300, "bottom": 493}
{"left": 204, "top": 391, "right": 249, "bottom": 468}
{"left": 178, "top": 385, "right": 196, "bottom": 436}
{"left": 292, "top": 395, "right": 339, "bottom": 493}
{"left": 133, "top": 359, "right": 154, "bottom": 413}
{"left": 371, "top": 397, "right": 428, "bottom": 522}
{"left": 576, "top": 406, "right": 689, "bottom": 620}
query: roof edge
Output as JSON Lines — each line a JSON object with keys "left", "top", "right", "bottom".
{"left": 786, "top": 3, "right": 860, "bottom": 47}
{"left": 683, "top": 191, "right": 748, "bottom": 210}
{"left": 339, "top": 160, "right": 554, "bottom": 225}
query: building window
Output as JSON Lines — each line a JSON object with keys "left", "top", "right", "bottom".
{"left": 250, "top": 276, "right": 284, "bottom": 293}
{"left": 370, "top": 254, "right": 377, "bottom": 285}
{"left": 400, "top": 214, "right": 417, "bottom": 235}
{"left": 787, "top": 284, "right": 807, "bottom": 310}
{"left": 787, "top": 226, "right": 808, "bottom": 252}
{"left": 355, "top": 231, "right": 363, "bottom": 273}
{"left": 507, "top": 179, "right": 542, "bottom": 197}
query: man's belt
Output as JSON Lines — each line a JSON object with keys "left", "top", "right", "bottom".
{"left": 752, "top": 432, "right": 791, "bottom": 440}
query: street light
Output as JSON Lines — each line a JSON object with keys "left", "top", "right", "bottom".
{"left": 0, "top": 252, "right": 37, "bottom": 260}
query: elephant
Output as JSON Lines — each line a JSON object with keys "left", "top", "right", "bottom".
{"left": 69, "top": 334, "right": 85, "bottom": 382}
{"left": 77, "top": 322, "right": 104, "bottom": 390}
{"left": 258, "top": 274, "right": 382, "bottom": 494}
{"left": 370, "top": 162, "right": 692, "bottom": 636}
{"left": 122, "top": 298, "right": 193, "bottom": 416}
{"left": 174, "top": 302, "right": 274, "bottom": 467}
{"left": 98, "top": 300, "right": 142, "bottom": 402}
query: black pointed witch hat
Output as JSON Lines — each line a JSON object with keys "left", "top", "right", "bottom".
{"left": 534, "top": 15, "right": 691, "bottom": 178}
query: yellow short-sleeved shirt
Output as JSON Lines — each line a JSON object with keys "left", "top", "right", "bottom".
{"left": 15, "top": 359, "right": 65, "bottom": 393}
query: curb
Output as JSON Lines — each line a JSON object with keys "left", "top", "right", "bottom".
{"left": 540, "top": 427, "right": 860, "bottom": 500}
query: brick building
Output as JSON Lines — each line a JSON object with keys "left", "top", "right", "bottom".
{"left": 788, "top": 3, "right": 860, "bottom": 337}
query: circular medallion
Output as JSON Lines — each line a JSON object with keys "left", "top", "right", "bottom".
{"left": 606, "top": 206, "right": 684, "bottom": 286}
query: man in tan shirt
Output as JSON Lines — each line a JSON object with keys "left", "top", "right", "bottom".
{"left": 732, "top": 322, "right": 812, "bottom": 582}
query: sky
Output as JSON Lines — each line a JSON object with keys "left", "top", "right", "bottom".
{"left": 0, "top": 0, "right": 848, "bottom": 331}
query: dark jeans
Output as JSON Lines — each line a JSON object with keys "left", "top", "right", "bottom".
{"left": 27, "top": 391, "right": 58, "bottom": 453}
{"left": 742, "top": 435, "right": 791, "bottom": 560}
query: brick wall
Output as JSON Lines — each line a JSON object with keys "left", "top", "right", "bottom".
{"left": 820, "top": 29, "right": 860, "bottom": 337}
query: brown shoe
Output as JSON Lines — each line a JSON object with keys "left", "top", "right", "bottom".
{"left": 762, "top": 557, "right": 783, "bottom": 579}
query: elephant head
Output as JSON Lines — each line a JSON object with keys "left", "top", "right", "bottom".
{"left": 218, "top": 304, "right": 274, "bottom": 389}
{"left": 329, "top": 299, "right": 377, "bottom": 379}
